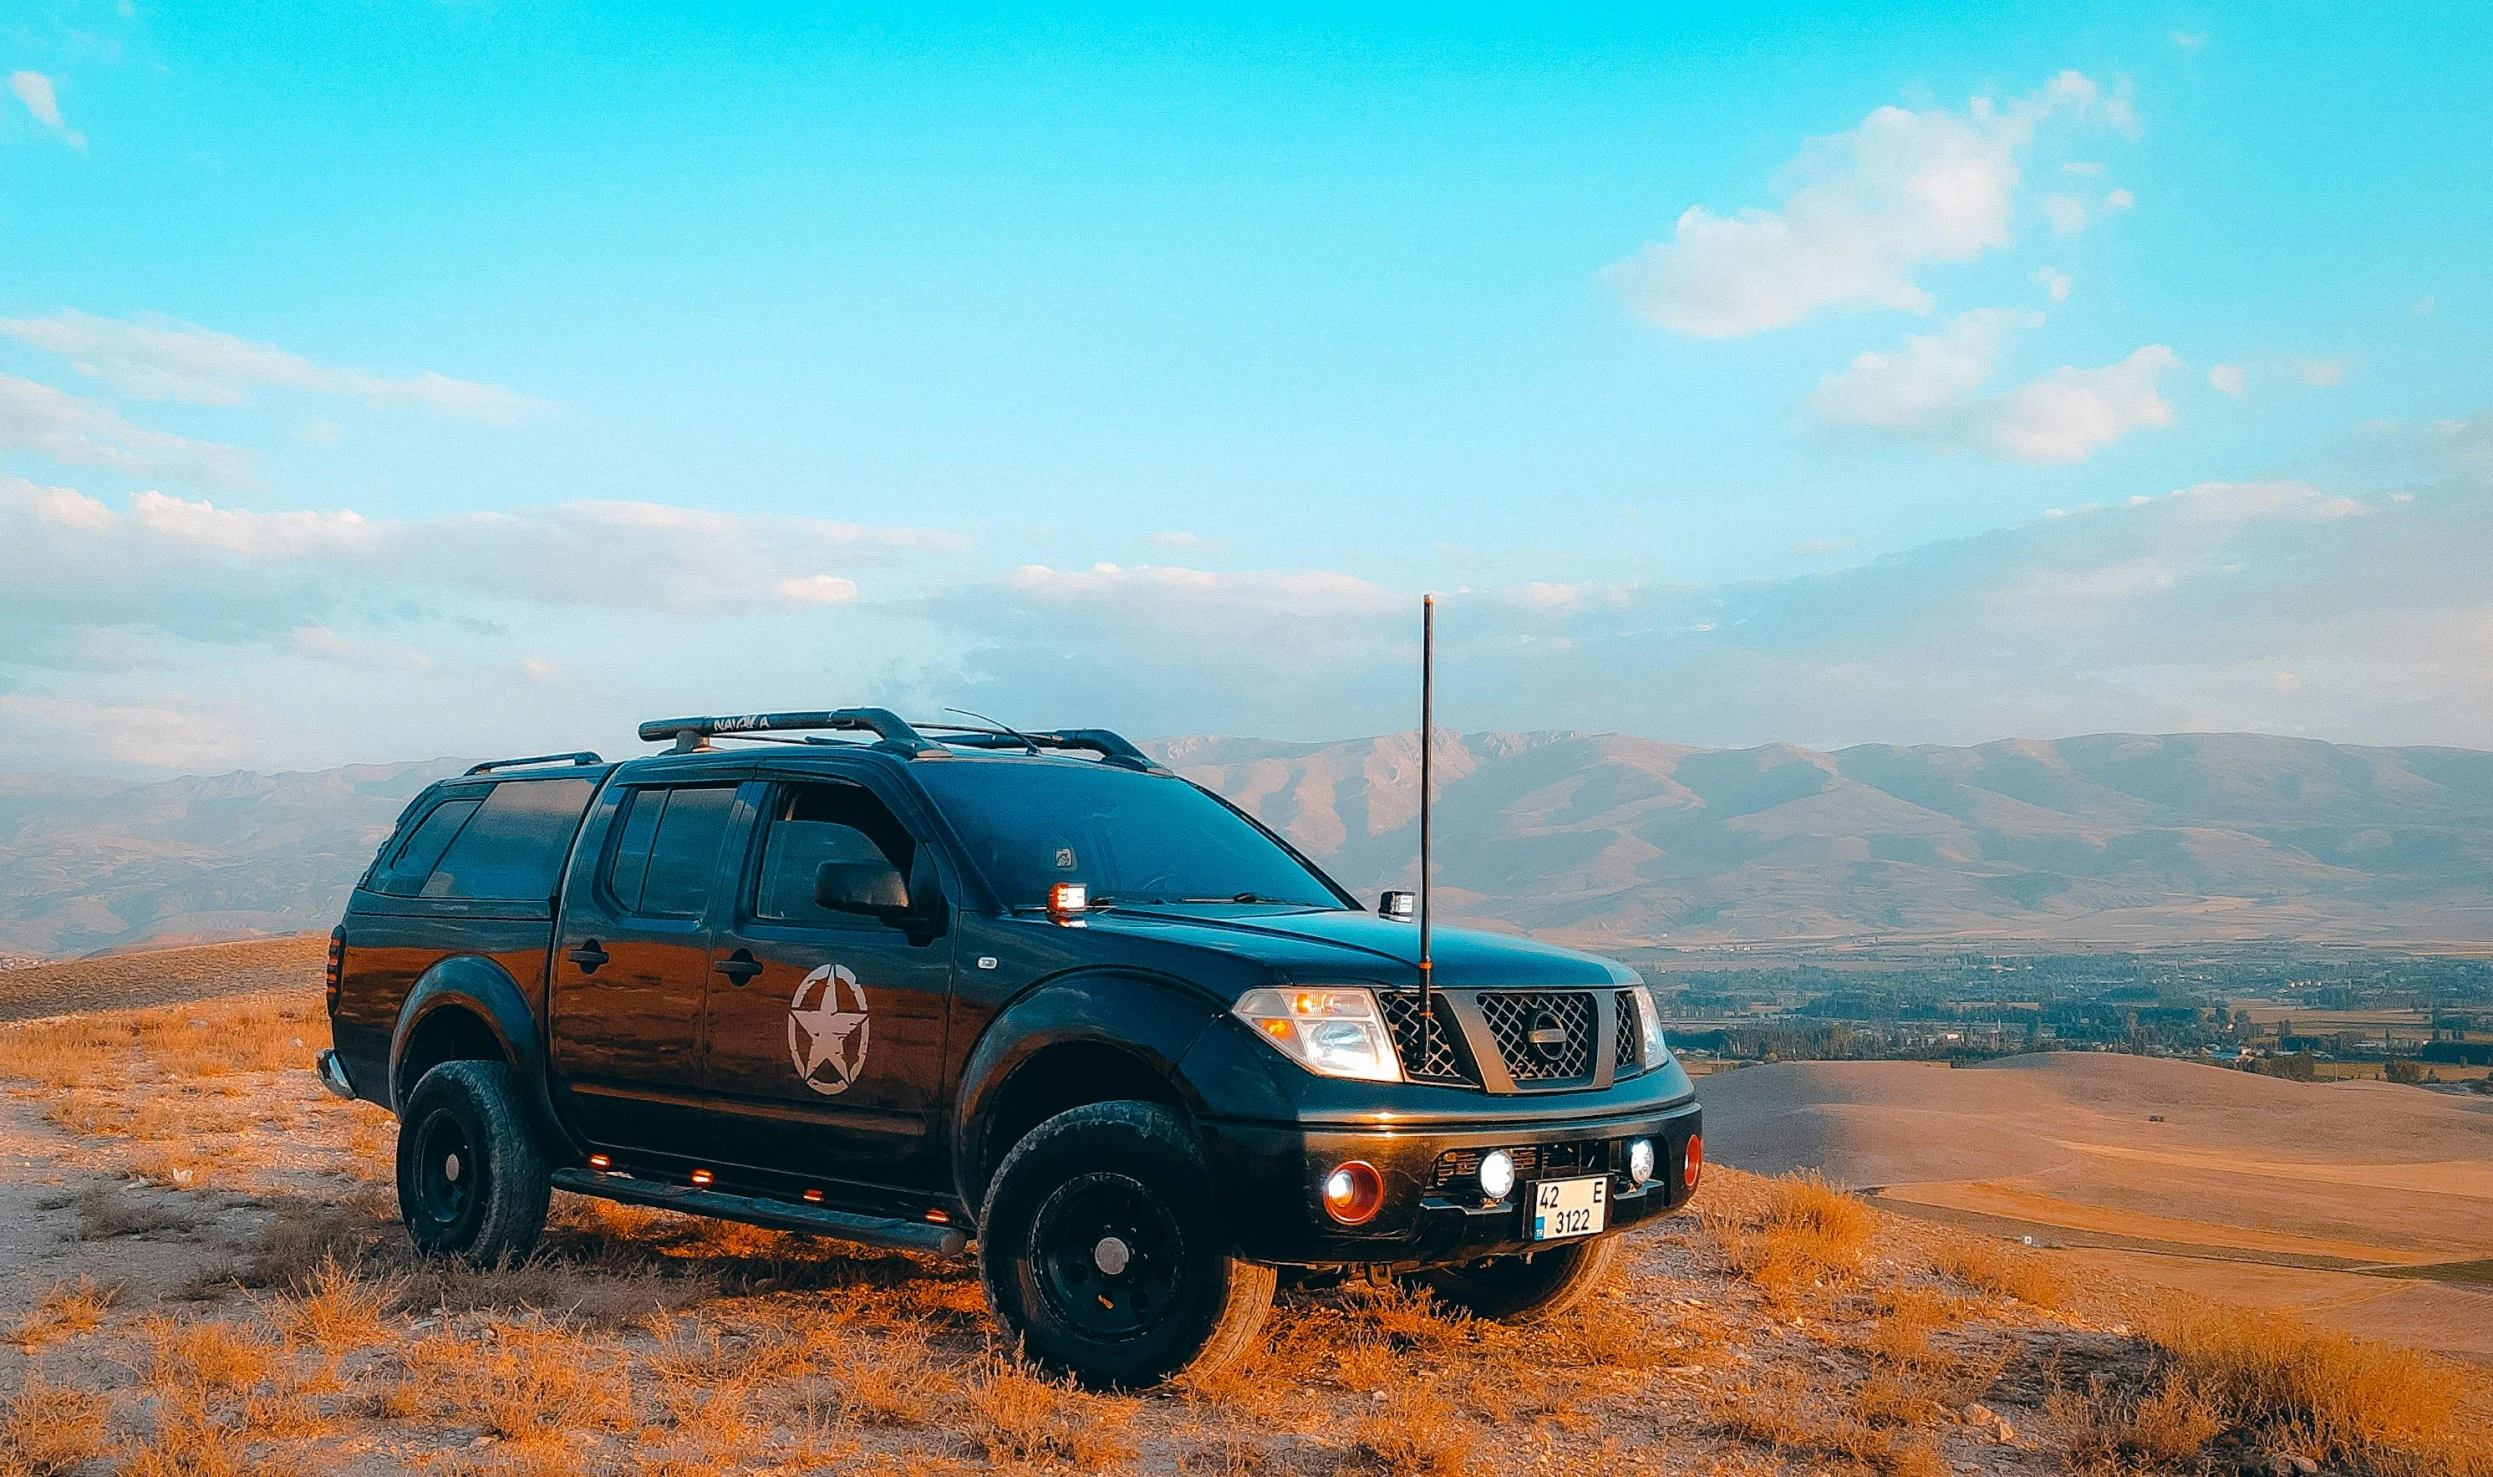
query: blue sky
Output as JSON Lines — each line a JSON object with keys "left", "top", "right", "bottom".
{"left": 3, "top": 2, "right": 2490, "bottom": 772}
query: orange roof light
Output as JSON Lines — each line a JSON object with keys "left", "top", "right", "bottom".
{"left": 1048, "top": 882, "right": 1089, "bottom": 916}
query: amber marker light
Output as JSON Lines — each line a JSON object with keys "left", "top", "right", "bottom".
{"left": 1321, "top": 1161, "right": 1385, "bottom": 1225}
{"left": 690, "top": 1169, "right": 714, "bottom": 1187}
{"left": 925, "top": 1208, "right": 951, "bottom": 1224}
{"left": 802, "top": 1189, "right": 824, "bottom": 1204}
{"left": 1684, "top": 1135, "right": 1704, "bottom": 1191}
{"left": 587, "top": 1154, "right": 611, "bottom": 1171}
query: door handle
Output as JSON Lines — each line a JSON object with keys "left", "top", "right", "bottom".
{"left": 713, "top": 949, "right": 762, "bottom": 986}
{"left": 566, "top": 941, "right": 608, "bottom": 974}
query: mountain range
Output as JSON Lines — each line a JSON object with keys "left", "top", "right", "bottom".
{"left": 6, "top": 731, "right": 2492, "bottom": 960}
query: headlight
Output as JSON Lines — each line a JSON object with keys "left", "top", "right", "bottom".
{"left": 1232, "top": 987, "right": 1403, "bottom": 1083}
{"left": 1628, "top": 983, "right": 1669, "bottom": 1066}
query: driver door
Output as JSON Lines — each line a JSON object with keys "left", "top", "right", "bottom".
{"left": 700, "top": 774, "right": 957, "bottom": 1191}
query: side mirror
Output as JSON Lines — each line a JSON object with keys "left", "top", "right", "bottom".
{"left": 1378, "top": 890, "right": 1416, "bottom": 920}
{"left": 815, "top": 859, "right": 910, "bottom": 921}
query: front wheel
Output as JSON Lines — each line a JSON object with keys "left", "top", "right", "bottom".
{"left": 978, "top": 1101, "right": 1275, "bottom": 1390}
{"left": 1418, "top": 1233, "right": 1620, "bottom": 1321}
{"left": 394, "top": 1059, "right": 551, "bottom": 1265}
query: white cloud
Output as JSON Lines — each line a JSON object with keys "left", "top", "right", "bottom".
{"left": 1606, "top": 72, "right": 2129, "bottom": 337}
{"left": 2170, "top": 31, "right": 2208, "bottom": 50}
{"left": 0, "top": 478, "right": 971, "bottom": 666}
{"left": 0, "top": 311, "right": 545, "bottom": 425}
{"left": 2208, "top": 365, "right": 2246, "bottom": 395}
{"left": 0, "top": 693, "right": 257, "bottom": 770}
{"left": 2293, "top": 357, "right": 2350, "bottom": 388}
{"left": 2033, "top": 267, "right": 2071, "bottom": 302}
{"left": 2040, "top": 188, "right": 2132, "bottom": 235}
{"left": 1807, "top": 310, "right": 2178, "bottom": 463}
{"left": 0, "top": 376, "right": 257, "bottom": 485}
{"left": 290, "top": 626, "right": 433, "bottom": 670}
{"left": 7, "top": 71, "right": 83, "bottom": 149}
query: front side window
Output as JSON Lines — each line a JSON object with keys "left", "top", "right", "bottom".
{"left": 422, "top": 778, "right": 597, "bottom": 900}
{"left": 912, "top": 761, "right": 1342, "bottom": 910}
{"left": 602, "top": 785, "right": 737, "bottom": 918}
{"left": 753, "top": 781, "right": 917, "bottom": 926}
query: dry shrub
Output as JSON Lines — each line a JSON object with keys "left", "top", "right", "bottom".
{"left": 386, "top": 1321, "right": 629, "bottom": 1439}
{"left": 2127, "top": 1299, "right": 2493, "bottom": 1477}
{"left": 1711, "top": 1172, "right": 1876, "bottom": 1305}
{"left": 1929, "top": 1234, "right": 2065, "bottom": 1310}
{"left": 267, "top": 1255, "right": 403, "bottom": 1349}
{"left": 1861, "top": 1284, "right": 1958, "bottom": 1364}
{"left": 1348, "top": 1388, "right": 1479, "bottom": 1476}
{"left": 812, "top": 1332, "right": 948, "bottom": 1428}
{"left": 1713, "top": 1367, "right": 1949, "bottom": 1477}
{"left": 2050, "top": 1374, "right": 2227, "bottom": 1472}
{"left": 964, "top": 1358, "right": 1136, "bottom": 1469}
{"left": 11, "top": 1274, "right": 118, "bottom": 1345}
{"left": 0, "top": 1364, "right": 113, "bottom": 1476}
{"left": 69, "top": 1182, "right": 199, "bottom": 1240}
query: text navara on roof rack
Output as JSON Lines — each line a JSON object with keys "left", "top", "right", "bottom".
{"left": 317, "top": 702, "right": 1702, "bottom": 1388}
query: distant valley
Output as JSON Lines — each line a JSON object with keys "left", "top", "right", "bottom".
{"left": 6, "top": 730, "right": 2493, "bottom": 959}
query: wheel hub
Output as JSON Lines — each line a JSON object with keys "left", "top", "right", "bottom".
{"left": 1092, "top": 1235, "right": 1131, "bottom": 1275}
{"left": 1032, "top": 1172, "right": 1185, "bottom": 1341}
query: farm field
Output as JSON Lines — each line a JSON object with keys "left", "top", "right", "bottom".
{"left": 1697, "top": 1055, "right": 2493, "bottom": 1364}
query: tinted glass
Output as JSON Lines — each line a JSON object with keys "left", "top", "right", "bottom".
{"left": 421, "top": 779, "right": 596, "bottom": 900}
{"left": 912, "top": 761, "right": 1341, "bottom": 909}
{"left": 375, "top": 797, "right": 480, "bottom": 895}
{"left": 755, "top": 782, "right": 915, "bottom": 925}
{"left": 634, "top": 786, "right": 738, "bottom": 918}
{"left": 603, "top": 788, "right": 667, "bottom": 909}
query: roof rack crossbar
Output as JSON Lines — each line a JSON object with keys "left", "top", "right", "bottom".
{"left": 936, "top": 727, "right": 1165, "bottom": 773}
{"left": 466, "top": 751, "right": 605, "bottom": 776}
{"left": 635, "top": 709, "right": 938, "bottom": 757}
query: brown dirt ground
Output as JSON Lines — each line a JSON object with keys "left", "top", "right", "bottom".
{"left": 0, "top": 944, "right": 2486, "bottom": 1475}
{"left": 0, "top": 934, "right": 325, "bottom": 1022}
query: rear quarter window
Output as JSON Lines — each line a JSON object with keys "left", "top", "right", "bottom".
{"left": 370, "top": 796, "right": 483, "bottom": 896}
{"left": 417, "top": 778, "right": 598, "bottom": 901}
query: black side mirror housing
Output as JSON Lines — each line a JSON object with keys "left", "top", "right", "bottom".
{"left": 815, "top": 859, "right": 910, "bottom": 921}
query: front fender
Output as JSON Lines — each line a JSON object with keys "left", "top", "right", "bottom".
{"left": 388, "top": 955, "right": 574, "bottom": 1155}
{"left": 950, "top": 969, "right": 1224, "bottom": 1208}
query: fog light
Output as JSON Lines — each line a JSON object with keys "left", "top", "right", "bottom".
{"left": 1685, "top": 1134, "right": 1703, "bottom": 1190}
{"left": 1477, "top": 1150, "right": 1515, "bottom": 1202}
{"left": 1628, "top": 1138, "right": 1655, "bottom": 1187}
{"left": 1322, "top": 1161, "right": 1385, "bottom": 1225}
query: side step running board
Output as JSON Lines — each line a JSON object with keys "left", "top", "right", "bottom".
{"left": 549, "top": 1168, "right": 970, "bottom": 1258}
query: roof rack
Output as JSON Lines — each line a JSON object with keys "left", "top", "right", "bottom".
{"left": 633, "top": 710, "right": 1165, "bottom": 771}
{"left": 465, "top": 751, "right": 605, "bottom": 776}
{"left": 638, "top": 708, "right": 939, "bottom": 756}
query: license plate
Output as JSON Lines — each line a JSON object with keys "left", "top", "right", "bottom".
{"left": 1528, "top": 1175, "right": 1609, "bottom": 1241}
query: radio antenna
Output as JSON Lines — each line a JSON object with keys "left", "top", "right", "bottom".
{"left": 1419, "top": 593, "right": 1435, "bottom": 1021}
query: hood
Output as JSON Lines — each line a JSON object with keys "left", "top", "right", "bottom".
{"left": 1070, "top": 905, "right": 1632, "bottom": 988}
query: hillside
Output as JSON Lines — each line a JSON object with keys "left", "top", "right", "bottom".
{"left": 1162, "top": 730, "right": 2493, "bottom": 948}
{"left": 8, "top": 730, "right": 2493, "bottom": 958}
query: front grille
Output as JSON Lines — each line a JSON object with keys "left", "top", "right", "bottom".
{"left": 1614, "top": 988, "right": 1642, "bottom": 1075}
{"left": 1478, "top": 990, "right": 1596, "bottom": 1081}
{"left": 1377, "top": 991, "right": 1477, "bottom": 1085}
{"left": 1427, "top": 1140, "right": 1606, "bottom": 1193}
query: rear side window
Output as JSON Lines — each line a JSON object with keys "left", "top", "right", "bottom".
{"left": 419, "top": 779, "right": 597, "bottom": 901}
{"left": 602, "top": 786, "right": 737, "bottom": 918}
{"left": 372, "top": 796, "right": 482, "bottom": 896}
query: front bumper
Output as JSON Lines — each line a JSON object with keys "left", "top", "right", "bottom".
{"left": 1199, "top": 1096, "right": 1702, "bottom": 1267}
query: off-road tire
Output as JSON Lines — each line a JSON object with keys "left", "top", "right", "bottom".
{"left": 1418, "top": 1233, "right": 1620, "bottom": 1322}
{"left": 395, "top": 1059, "right": 551, "bottom": 1265}
{"left": 979, "top": 1100, "right": 1275, "bottom": 1390}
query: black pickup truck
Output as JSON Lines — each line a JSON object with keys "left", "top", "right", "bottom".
{"left": 319, "top": 709, "right": 1702, "bottom": 1387}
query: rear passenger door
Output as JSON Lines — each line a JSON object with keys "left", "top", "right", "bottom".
{"left": 551, "top": 776, "right": 751, "bottom": 1156}
{"left": 700, "top": 772, "right": 958, "bottom": 1191}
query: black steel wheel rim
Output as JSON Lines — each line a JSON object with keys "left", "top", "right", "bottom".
{"left": 1031, "top": 1171, "right": 1185, "bottom": 1341}
{"left": 413, "top": 1110, "right": 476, "bottom": 1227}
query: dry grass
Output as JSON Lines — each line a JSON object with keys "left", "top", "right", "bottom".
{"left": 1348, "top": 1388, "right": 1480, "bottom": 1476}
{"left": 383, "top": 1320, "right": 630, "bottom": 1440}
{"left": 1929, "top": 1232, "right": 2066, "bottom": 1310}
{"left": 9, "top": 1274, "right": 118, "bottom": 1345}
{"left": 1708, "top": 1171, "right": 1878, "bottom": 1306}
{"left": 0, "top": 1364, "right": 114, "bottom": 1476}
{"left": 962, "top": 1358, "right": 1137, "bottom": 1469}
{"left": 1712, "top": 1366, "right": 1952, "bottom": 1477}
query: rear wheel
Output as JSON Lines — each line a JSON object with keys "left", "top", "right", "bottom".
{"left": 979, "top": 1101, "right": 1275, "bottom": 1390}
{"left": 395, "top": 1059, "right": 550, "bottom": 1265}
{"left": 1418, "top": 1234, "right": 1619, "bottom": 1322}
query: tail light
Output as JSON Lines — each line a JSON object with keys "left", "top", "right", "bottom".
{"left": 324, "top": 926, "right": 345, "bottom": 1012}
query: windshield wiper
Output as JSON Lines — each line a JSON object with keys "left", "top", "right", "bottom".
{"left": 1162, "top": 893, "right": 1301, "bottom": 905}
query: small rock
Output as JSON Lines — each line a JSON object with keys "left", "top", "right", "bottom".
{"left": 1994, "top": 1419, "right": 2017, "bottom": 1443}
{"left": 2290, "top": 1459, "right": 2318, "bottom": 1476}
{"left": 1962, "top": 1403, "right": 1996, "bottom": 1426}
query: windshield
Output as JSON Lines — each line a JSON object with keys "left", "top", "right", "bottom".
{"left": 913, "top": 760, "right": 1346, "bottom": 910}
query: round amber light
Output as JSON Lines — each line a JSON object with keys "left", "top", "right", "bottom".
{"left": 1684, "top": 1134, "right": 1704, "bottom": 1190}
